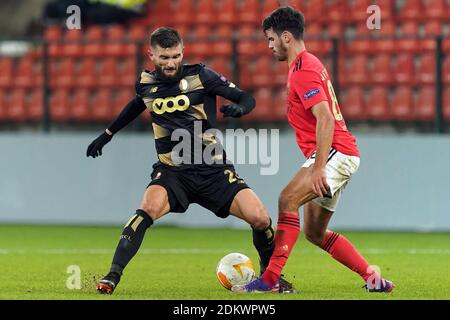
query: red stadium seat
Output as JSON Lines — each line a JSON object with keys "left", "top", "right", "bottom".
{"left": 274, "top": 63, "right": 288, "bottom": 86}
{"left": 414, "top": 86, "right": 435, "bottom": 121}
{"left": 84, "top": 26, "right": 104, "bottom": 57}
{"left": 374, "top": 20, "right": 396, "bottom": 53}
{"left": 366, "top": 87, "right": 390, "bottom": 121}
{"left": 71, "top": 89, "right": 91, "bottom": 122}
{"left": 128, "top": 25, "right": 146, "bottom": 41}
{"left": 211, "top": 40, "right": 233, "bottom": 58}
{"left": 400, "top": 0, "right": 423, "bottom": 19}
{"left": 113, "top": 89, "right": 133, "bottom": 114}
{"left": 239, "top": 0, "right": 261, "bottom": 25}
{"left": 171, "top": 0, "right": 194, "bottom": 27}
{"left": 0, "top": 90, "right": 7, "bottom": 121}
{"left": 244, "top": 88, "right": 271, "bottom": 121}
{"left": 207, "top": 57, "right": 232, "bottom": 78}
{"left": 349, "top": 0, "right": 372, "bottom": 21}
{"left": 120, "top": 59, "right": 137, "bottom": 86}
{"left": 195, "top": 0, "right": 215, "bottom": 25}
{"left": 371, "top": 54, "right": 391, "bottom": 84}
{"left": 238, "top": 58, "right": 253, "bottom": 89}
{"left": 63, "top": 29, "right": 83, "bottom": 57}
{"left": 44, "top": 25, "right": 62, "bottom": 41}
{"left": 77, "top": 59, "right": 96, "bottom": 88}
{"left": 0, "top": 58, "right": 13, "bottom": 87}
{"left": 98, "top": 58, "right": 119, "bottom": 87}
{"left": 251, "top": 56, "right": 274, "bottom": 88}
{"left": 443, "top": 87, "right": 450, "bottom": 121}
{"left": 215, "top": 25, "right": 233, "bottom": 40}
{"left": 261, "top": 0, "right": 280, "bottom": 21}
{"left": 339, "top": 87, "right": 366, "bottom": 121}
{"left": 105, "top": 25, "right": 134, "bottom": 57}
{"left": 375, "top": 0, "right": 394, "bottom": 19}
{"left": 15, "top": 57, "right": 34, "bottom": 88}
{"left": 328, "top": 0, "right": 347, "bottom": 22}
{"left": 443, "top": 56, "right": 450, "bottom": 83}
{"left": 393, "top": 54, "right": 414, "bottom": 84}
{"left": 391, "top": 86, "right": 414, "bottom": 121}
{"left": 50, "top": 89, "right": 70, "bottom": 122}
{"left": 397, "top": 21, "right": 419, "bottom": 52}
{"left": 54, "top": 58, "right": 75, "bottom": 88}
{"left": 7, "top": 89, "right": 27, "bottom": 122}
{"left": 217, "top": 0, "right": 236, "bottom": 26}
{"left": 424, "top": 0, "right": 447, "bottom": 19}
{"left": 346, "top": 55, "right": 368, "bottom": 84}
{"left": 27, "top": 90, "right": 43, "bottom": 121}
{"left": 91, "top": 89, "right": 113, "bottom": 122}
{"left": 416, "top": 54, "right": 436, "bottom": 84}
{"left": 272, "top": 87, "right": 288, "bottom": 121}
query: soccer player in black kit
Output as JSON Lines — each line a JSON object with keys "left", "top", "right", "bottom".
{"left": 86, "top": 27, "right": 295, "bottom": 294}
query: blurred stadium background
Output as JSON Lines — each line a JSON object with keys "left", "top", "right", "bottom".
{"left": 1, "top": 0, "right": 450, "bottom": 300}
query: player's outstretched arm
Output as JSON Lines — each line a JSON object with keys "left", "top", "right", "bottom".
{"left": 86, "top": 97, "right": 146, "bottom": 158}
{"left": 219, "top": 91, "right": 255, "bottom": 118}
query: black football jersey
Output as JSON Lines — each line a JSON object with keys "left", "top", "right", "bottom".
{"left": 135, "top": 63, "right": 245, "bottom": 167}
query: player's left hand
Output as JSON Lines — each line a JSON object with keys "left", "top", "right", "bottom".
{"left": 220, "top": 104, "right": 244, "bottom": 118}
{"left": 311, "top": 166, "right": 329, "bottom": 198}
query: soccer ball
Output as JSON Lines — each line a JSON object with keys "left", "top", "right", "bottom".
{"left": 216, "top": 252, "right": 255, "bottom": 290}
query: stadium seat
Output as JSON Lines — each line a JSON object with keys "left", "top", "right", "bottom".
{"left": 393, "top": 54, "right": 414, "bottom": 84}
{"left": 274, "top": 63, "right": 288, "bottom": 86}
{"left": 349, "top": 0, "right": 372, "bottom": 21}
{"left": 327, "top": 23, "right": 343, "bottom": 38}
{"left": 374, "top": 20, "right": 396, "bottom": 53}
{"left": 424, "top": 21, "right": 443, "bottom": 36}
{"left": 15, "top": 57, "right": 34, "bottom": 88}
{"left": 71, "top": 89, "right": 91, "bottom": 122}
{"left": 307, "top": 40, "right": 332, "bottom": 55}
{"left": 196, "top": 0, "right": 215, "bottom": 25}
{"left": 211, "top": 40, "right": 233, "bottom": 58}
{"left": 53, "top": 58, "right": 75, "bottom": 88}
{"left": 375, "top": 0, "right": 394, "bottom": 19}
{"left": 239, "top": 0, "right": 261, "bottom": 25}
{"left": 217, "top": 0, "right": 236, "bottom": 26}
{"left": 416, "top": 54, "right": 436, "bottom": 84}
{"left": 105, "top": 25, "right": 135, "bottom": 57}
{"left": 424, "top": 0, "right": 447, "bottom": 19}
{"left": 391, "top": 86, "right": 414, "bottom": 121}
{"left": 77, "top": 59, "right": 97, "bottom": 88}
{"left": 414, "top": 86, "right": 436, "bottom": 121}
{"left": 148, "top": 0, "right": 171, "bottom": 26}
{"left": 397, "top": 21, "right": 419, "bottom": 52}
{"left": 371, "top": 54, "right": 391, "bottom": 84}
{"left": 171, "top": 0, "right": 194, "bottom": 27}
{"left": 400, "top": 0, "right": 423, "bottom": 19}
{"left": 27, "top": 90, "right": 44, "bottom": 122}
{"left": 251, "top": 56, "right": 274, "bottom": 88}
{"left": 328, "top": 0, "right": 347, "bottom": 22}
{"left": 366, "top": 87, "right": 390, "bottom": 121}
{"left": 207, "top": 57, "right": 232, "bottom": 78}
{"left": 346, "top": 55, "right": 368, "bottom": 84}
{"left": 339, "top": 87, "right": 366, "bottom": 121}
{"left": 443, "top": 87, "right": 450, "bottom": 121}
{"left": 44, "top": 25, "right": 62, "bottom": 41}
{"left": 0, "top": 58, "right": 13, "bottom": 87}
{"left": 63, "top": 29, "right": 83, "bottom": 57}
{"left": 120, "top": 59, "right": 137, "bottom": 86}
{"left": 128, "top": 25, "right": 147, "bottom": 41}
{"left": 261, "top": 0, "right": 280, "bottom": 21}
{"left": 91, "top": 89, "right": 113, "bottom": 122}
{"left": 238, "top": 58, "right": 253, "bottom": 88}
{"left": 0, "top": 90, "right": 7, "bottom": 121}
{"left": 84, "top": 26, "right": 104, "bottom": 57}
{"left": 243, "top": 88, "right": 271, "bottom": 121}
{"left": 50, "top": 89, "right": 70, "bottom": 122}
{"left": 7, "top": 89, "right": 27, "bottom": 122}
{"left": 272, "top": 87, "right": 288, "bottom": 121}
{"left": 443, "top": 56, "right": 450, "bottom": 83}
{"left": 113, "top": 89, "right": 133, "bottom": 114}
{"left": 98, "top": 58, "right": 119, "bottom": 87}
{"left": 215, "top": 25, "right": 233, "bottom": 40}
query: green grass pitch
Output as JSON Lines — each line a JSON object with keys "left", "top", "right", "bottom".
{"left": 0, "top": 224, "right": 449, "bottom": 300}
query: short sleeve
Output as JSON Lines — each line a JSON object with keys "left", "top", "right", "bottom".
{"left": 291, "top": 70, "right": 328, "bottom": 110}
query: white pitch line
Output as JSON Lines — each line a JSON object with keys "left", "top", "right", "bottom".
{"left": 1, "top": 248, "right": 450, "bottom": 255}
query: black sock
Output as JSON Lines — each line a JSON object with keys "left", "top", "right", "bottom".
{"left": 109, "top": 209, "right": 153, "bottom": 276}
{"left": 252, "top": 218, "right": 275, "bottom": 274}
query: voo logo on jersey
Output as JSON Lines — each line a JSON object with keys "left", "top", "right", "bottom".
{"left": 152, "top": 95, "right": 191, "bottom": 115}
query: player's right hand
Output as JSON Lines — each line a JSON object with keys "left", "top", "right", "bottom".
{"left": 86, "top": 131, "right": 112, "bottom": 158}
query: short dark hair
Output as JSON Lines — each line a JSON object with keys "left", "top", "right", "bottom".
{"left": 150, "top": 27, "right": 182, "bottom": 48}
{"left": 262, "top": 6, "right": 305, "bottom": 40}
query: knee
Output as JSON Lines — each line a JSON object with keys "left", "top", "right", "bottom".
{"left": 278, "top": 189, "right": 298, "bottom": 212}
{"left": 249, "top": 206, "right": 271, "bottom": 231}
{"left": 140, "top": 203, "right": 163, "bottom": 221}
{"left": 303, "top": 229, "right": 325, "bottom": 247}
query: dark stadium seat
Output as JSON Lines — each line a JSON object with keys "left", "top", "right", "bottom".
{"left": 391, "top": 86, "right": 414, "bottom": 121}
{"left": 393, "top": 54, "right": 414, "bottom": 84}
{"left": 366, "top": 87, "right": 390, "bottom": 121}
{"left": 7, "top": 89, "right": 27, "bottom": 122}
{"left": 217, "top": 0, "right": 236, "bottom": 26}
{"left": 414, "top": 86, "right": 436, "bottom": 121}
{"left": 91, "top": 89, "right": 113, "bottom": 122}
{"left": 50, "top": 89, "right": 70, "bottom": 122}
{"left": 239, "top": 0, "right": 261, "bottom": 25}
{"left": 371, "top": 54, "right": 391, "bottom": 84}
{"left": 0, "top": 58, "right": 13, "bottom": 87}
{"left": 416, "top": 54, "right": 436, "bottom": 84}
{"left": 71, "top": 89, "right": 91, "bottom": 122}
{"left": 339, "top": 87, "right": 366, "bottom": 121}
{"left": 28, "top": 90, "right": 44, "bottom": 122}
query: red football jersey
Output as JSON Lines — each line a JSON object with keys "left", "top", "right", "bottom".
{"left": 286, "top": 50, "right": 359, "bottom": 158}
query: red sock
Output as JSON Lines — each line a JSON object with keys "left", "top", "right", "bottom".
{"left": 262, "top": 213, "right": 300, "bottom": 286}
{"left": 321, "top": 231, "right": 375, "bottom": 282}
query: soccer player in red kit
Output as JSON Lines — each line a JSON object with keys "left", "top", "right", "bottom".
{"left": 233, "top": 6, "right": 394, "bottom": 293}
